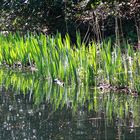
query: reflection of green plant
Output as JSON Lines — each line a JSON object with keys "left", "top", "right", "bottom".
{"left": 0, "top": 68, "right": 139, "bottom": 124}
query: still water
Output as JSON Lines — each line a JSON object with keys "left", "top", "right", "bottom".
{"left": 0, "top": 69, "right": 140, "bottom": 140}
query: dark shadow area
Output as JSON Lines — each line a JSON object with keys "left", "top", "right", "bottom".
{"left": 0, "top": 0, "right": 139, "bottom": 44}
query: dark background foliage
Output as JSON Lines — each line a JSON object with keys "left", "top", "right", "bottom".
{"left": 0, "top": 0, "right": 140, "bottom": 43}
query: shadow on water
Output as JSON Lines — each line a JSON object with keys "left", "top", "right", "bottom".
{"left": 0, "top": 69, "right": 140, "bottom": 140}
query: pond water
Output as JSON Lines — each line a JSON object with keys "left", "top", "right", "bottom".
{"left": 0, "top": 69, "right": 140, "bottom": 140}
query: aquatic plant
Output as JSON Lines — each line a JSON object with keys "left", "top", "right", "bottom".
{"left": 0, "top": 32, "right": 140, "bottom": 92}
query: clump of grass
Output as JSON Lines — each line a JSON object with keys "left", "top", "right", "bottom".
{"left": 0, "top": 32, "right": 140, "bottom": 92}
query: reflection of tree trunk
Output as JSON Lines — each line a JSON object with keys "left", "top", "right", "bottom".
{"left": 75, "top": 108, "right": 88, "bottom": 137}
{"left": 116, "top": 126, "right": 121, "bottom": 140}
{"left": 128, "top": 111, "right": 135, "bottom": 134}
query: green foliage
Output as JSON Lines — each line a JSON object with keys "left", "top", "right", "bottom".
{"left": 0, "top": 0, "right": 139, "bottom": 45}
{"left": 0, "top": 32, "right": 140, "bottom": 92}
{"left": 0, "top": 0, "right": 65, "bottom": 31}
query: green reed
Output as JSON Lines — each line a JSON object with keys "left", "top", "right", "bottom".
{"left": 0, "top": 32, "right": 140, "bottom": 91}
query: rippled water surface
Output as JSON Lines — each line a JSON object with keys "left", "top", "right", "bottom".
{"left": 0, "top": 69, "right": 140, "bottom": 140}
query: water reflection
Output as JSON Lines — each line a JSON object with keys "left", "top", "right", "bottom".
{"left": 0, "top": 69, "right": 140, "bottom": 139}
